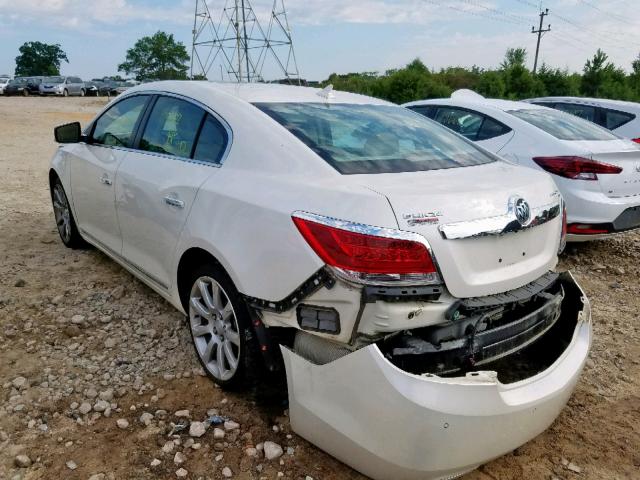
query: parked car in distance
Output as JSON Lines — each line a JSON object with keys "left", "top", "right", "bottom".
{"left": 84, "top": 80, "right": 104, "bottom": 96}
{"left": 39, "top": 76, "right": 85, "bottom": 96}
{"left": 3, "top": 76, "right": 41, "bottom": 96}
{"left": 0, "top": 76, "right": 9, "bottom": 95}
{"left": 406, "top": 90, "right": 640, "bottom": 241}
{"left": 525, "top": 96, "right": 640, "bottom": 143}
{"left": 113, "top": 80, "right": 135, "bottom": 95}
{"left": 49, "top": 81, "right": 591, "bottom": 480}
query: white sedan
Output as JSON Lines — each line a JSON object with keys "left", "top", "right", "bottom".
{"left": 406, "top": 90, "right": 640, "bottom": 241}
{"left": 525, "top": 96, "right": 640, "bottom": 142}
{"left": 50, "top": 82, "right": 590, "bottom": 480}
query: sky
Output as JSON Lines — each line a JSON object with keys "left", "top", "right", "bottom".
{"left": 0, "top": 0, "right": 638, "bottom": 81}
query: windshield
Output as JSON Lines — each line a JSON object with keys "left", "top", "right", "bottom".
{"left": 255, "top": 103, "right": 495, "bottom": 174}
{"left": 509, "top": 108, "right": 618, "bottom": 141}
{"left": 10, "top": 78, "right": 26, "bottom": 85}
{"left": 45, "top": 76, "right": 64, "bottom": 84}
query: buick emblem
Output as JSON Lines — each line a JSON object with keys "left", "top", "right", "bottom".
{"left": 510, "top": 196, "right": 531, "bottom": 226}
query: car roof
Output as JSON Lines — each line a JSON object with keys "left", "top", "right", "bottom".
{"left": 525, "top": 96, "right": 640, "bottom": 110}
{"left": 125, "top": 81, "right": 394, "bottom": 106}
{"left": 404, "top": 95, "right": 544, "bottom": 114}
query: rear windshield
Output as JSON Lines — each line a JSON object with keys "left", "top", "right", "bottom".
{"left": 255, "top": 103, "right": 495, "bottom": 174}
{"left": 509, "top": 108, "right": 618, "bottom": 141}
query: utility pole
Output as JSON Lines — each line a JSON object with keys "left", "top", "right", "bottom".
{"left": 531, "top": 8, "right": 551, "bottom": 74}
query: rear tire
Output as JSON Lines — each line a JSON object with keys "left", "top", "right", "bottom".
{"left": 51, "top": 178, "right": 85, "bottom": 248}
{"left": 22, "top": 89, "right": 28, "bottom": 97}
{"left": 80, "top": 89, "right": 85, "bottom": 97}
{"left": 186, "top": 264, "right": 261, "bottom": 390}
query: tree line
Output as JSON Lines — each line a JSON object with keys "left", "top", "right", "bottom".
{"left": 322, "top": 47, "right": 640, "bottom": 104}
{"left": 11, "top": 33, "right": 640, "bottom": 105}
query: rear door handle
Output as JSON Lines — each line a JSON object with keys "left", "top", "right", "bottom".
{"left": 163, "top": 195, "right": 184, "bottom": 209}
{"left": 99, "top": 174, "right": 112, "bottom": 186}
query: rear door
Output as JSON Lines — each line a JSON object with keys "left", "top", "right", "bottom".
{"left": 69, "top": 94, "right": 151, "bottom": 254}
{"left": 115, "top": 94, "right": 230, "bottom": 289}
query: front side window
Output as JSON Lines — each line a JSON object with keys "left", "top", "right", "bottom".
{"left": 509, "top": 108, "right": 618, "bottom": 141}
{"left": 140, "top": 97, "right": 205, "bottom": 158}
{"left": 91, "top": 95, "right": 149, "bottom": 147}
{"left": 193, "top": 114, "right": 228, "bottom": 164}
{"left": 255, "top": 103, "right": 495, "bottom": 174}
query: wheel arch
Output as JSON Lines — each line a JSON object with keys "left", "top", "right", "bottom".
{"left": 176, "top": 247, "right": 235, "bottom": 312}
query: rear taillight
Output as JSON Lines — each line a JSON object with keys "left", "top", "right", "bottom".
{"left": 292, "top": 212, "right": 441, "bottom": 286}
{"left": 533, "top": 156, "right": 623, "bottom": 180}
{"left": 567, "top": 224, "right": 610, "bottom": 235}
{"left": 632, "top": 138, "right": 640, "bottom": 144}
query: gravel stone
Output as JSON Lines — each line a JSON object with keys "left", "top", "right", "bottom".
{"left": 175, "top": 468, "right": 188, "bottom": 478}
{"left": 116, "top": 419, "right": 129, "bottom": 429}
{"left": 139, "top": 412, "right": 154, "bottom": 426}
{"left": 213, "top": 428, "right": 225, "bottom": 439}
{"left": 222, "top": 466, "right": 233, "bottom": 478}
{"left": 79, "top": 402, "right": 92, "bottom": 415}
{"left": 174, "top": 452, "right": 186, "bottom": 465}
{"left": 66, "top": 460, "right": 77, "bottom": 470}
{"left": 93, "top": 400, "right": 110, "bottom": 412}
{"left": 14, "top": 455, "right": 32, "bottom": 468}
{"left": 264, "top": 441, "right": 284, "bottom": 461}
{"left": 189, "top": 421, "right": 207, "bottom": 437}
{"left": 174, "top": 409, "right": 190, "bottom": 418}
{"left": 224, "top": 420, "right": 239, "bottom": 431}
{"left": 150, "top": 458, "right": 161, "bottom": 467}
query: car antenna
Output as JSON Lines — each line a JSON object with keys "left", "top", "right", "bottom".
{"left": 317, "top": 84, "right": 335, "bottom": 101}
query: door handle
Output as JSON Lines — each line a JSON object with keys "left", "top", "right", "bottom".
{"left": 99, "top": 174, "right": 112, "bottom": 186}
{"left": 163, "top": 195, "right": 184, "bottom": 209}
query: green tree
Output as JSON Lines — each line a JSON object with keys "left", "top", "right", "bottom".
{"left": 476, "top": 71, "right": 506, "bottom": 98}
{"left": 499, "top": 48, "right": 544, "bottom": 99}
{"left": 118, "top": 31, "right": 190, "bottom": 81}
{"left": 536, "top": 64, "right": 578, "bottom": 96}
{"left": 15, "top": 41, "right": 68, "bottom": 76}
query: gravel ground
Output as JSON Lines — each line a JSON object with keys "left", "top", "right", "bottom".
{"left": 0, "top": 96, "right": 638, "bottom": 480}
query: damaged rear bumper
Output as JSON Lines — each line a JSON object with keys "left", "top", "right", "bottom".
{"left": 282, "top": 272, "right": 591, "bottom": 480}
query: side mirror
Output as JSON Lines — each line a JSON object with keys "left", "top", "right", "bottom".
{"left": 54, "top": 122, "right": 82, "bottom": 144}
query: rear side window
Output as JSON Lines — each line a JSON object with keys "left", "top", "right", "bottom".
{"left": 509, "top": 108, "right": 618, "bottom": 141}
{"left": 604, "top": 109, "right": 635, "bottom": 130}
{"left": 554, "top": 103, "right": 597, "bottom": 122}
{"left": 92, "top": 95, "right": 149, "bottom": 147}
{"left": 433, "top": 107, "right": 484, "bottom": 140}
{"left": 193, "top": 114, "right": 228, "bottom": 164}
{"left": 428, "top": 106, "right": 511, "bottom": 141}
{"left": 255, "top": 102, "right": 495, "bottom": 175}
{"left": 140, "top": 97, "right": 205, "bottom": 158}
{"left": 408, "top": 105, "right": 437, "bottom": 119}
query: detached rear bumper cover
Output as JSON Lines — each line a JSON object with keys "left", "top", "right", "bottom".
{"left": 282, "top": 272, "right": 591, "bottom": 480}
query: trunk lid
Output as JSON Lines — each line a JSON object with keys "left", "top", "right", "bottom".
{"left": 353, "top": 162, "right": 562, "bottom": 298}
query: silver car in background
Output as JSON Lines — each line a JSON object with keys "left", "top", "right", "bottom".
{"left": 39, "top": 76, "right": 86, "bottom": 97}
{"left": 0, "top": 76, "right": 9, "bottom": 95}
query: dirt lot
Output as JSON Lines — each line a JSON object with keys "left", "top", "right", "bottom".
{"left": 0, "top": 96, "right": 638, "bottom": 480}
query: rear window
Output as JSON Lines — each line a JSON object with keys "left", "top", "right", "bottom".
{"left": 508, "top": 108, "right": 618, "bottom": 141}
{"left": 554, "top": 103, "right": 597, "bottom": 122}
{"left": 255, "top": 103, "right": 495, "bottom": 174}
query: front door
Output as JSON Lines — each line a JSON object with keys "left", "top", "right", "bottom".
{"left": 70, "top": 94, "right": 150, "bottom": 254}
{"left": 115, "top": 95, "right": 228, "bottom": 289}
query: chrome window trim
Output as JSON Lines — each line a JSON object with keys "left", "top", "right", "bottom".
{"left": 439, "top": 195, "right": 562, "bottom": 240}
{"left": 85, "top": 90, "right": 234, "bottom": 168}
{"left": 291, "top": 211, "right": 444, "bottom": 287}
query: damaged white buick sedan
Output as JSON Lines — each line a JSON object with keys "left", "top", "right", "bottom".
{"left": 49, "top": 82, "right": 591, "bottom": 480}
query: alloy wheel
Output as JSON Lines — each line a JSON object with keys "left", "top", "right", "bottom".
{"left": 189, "top": 276, "right": 241, "bottom": 381}
{"left": 52, "top": 184, "right": 72, "bottom": 244}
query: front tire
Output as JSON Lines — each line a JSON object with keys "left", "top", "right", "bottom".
{"left": 80, "top": 89, "right": 85, "bottom": 97}
{"left": 22, "top": 89, "right": 29, "bottom": 97}
{"left": 51, "top": 179, "right": 85, "bottom": 248}
{"left": 63, "top": 89, "right": 69, "bottom": 97}
{"left": 187, "top": 265, "right": 259, "bottom": 390}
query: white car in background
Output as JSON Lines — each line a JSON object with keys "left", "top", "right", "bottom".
{"left": 406, "top": 90, "right": 640, "bottom": 241}
{"left": 0, "top": 76, "right": 9, "bottom": 95}
{"left": 525, "top": 96, "right": 640, "bottom": 142}
{"left": 49, "top": 82, "right": 591, "bottom": 480}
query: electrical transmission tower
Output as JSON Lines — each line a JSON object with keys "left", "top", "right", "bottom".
{"left": 531, "top": 8, "right": 551, "bottom": 74}
{"left": 190, "top": 0, "right": 301, "bottom": 84}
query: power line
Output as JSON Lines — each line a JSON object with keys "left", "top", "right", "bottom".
{"left": 531, "top": 8, "right": 550, "bottom": 74}
{"left": 577, "top": 0, "right": 637, "bottom": 27}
